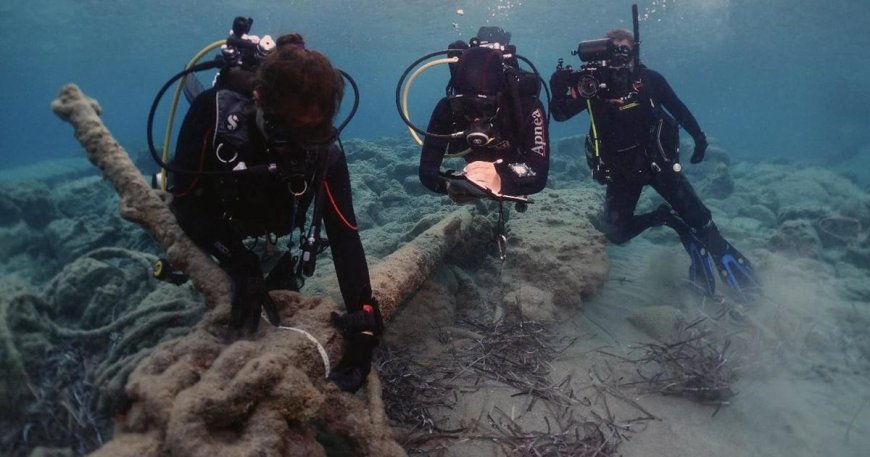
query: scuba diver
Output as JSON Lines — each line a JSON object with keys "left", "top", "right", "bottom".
{"left": 151, "top": 18, "right": 381, "bottom": 393}
{"left": 400, "top": 26, "right": 549, "bottom": 204}
{"left": 549, "top": 19, "right": 760, "bottom": 302}
{"left": 396, "top": 26, "right": 549, "bottom": 260}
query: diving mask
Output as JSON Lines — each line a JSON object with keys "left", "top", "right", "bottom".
{"left": 612, "top": 44, "right": 633, "bottom": 67}
{"left": 448, "top": 94, "right": 500, "bottom": 147}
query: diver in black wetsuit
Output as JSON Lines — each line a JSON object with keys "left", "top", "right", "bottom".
{"left": 549, "top": 28, "right": 759, "bottom": 301}
{"left": 419, "top": 27, "right": 550, "bottom": 202}
{"left": 169, "top": 32, "right": 380, "bottom": 392}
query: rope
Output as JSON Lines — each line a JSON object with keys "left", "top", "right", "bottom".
{"left": 262, "top": 314, "right": 331, "bottom": 378}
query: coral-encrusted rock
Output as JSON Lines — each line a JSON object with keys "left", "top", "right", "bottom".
{"left": 0, "top": 192, "right": 22, "bottom": 227}
{"left": 501, "top": 189, "right": 609, "bottom": 320}
{"left": 2, "top": 181, "right": 61, "bottom": 229}
{"left": 769, "top": 219, "right": 822, "bottom": 258}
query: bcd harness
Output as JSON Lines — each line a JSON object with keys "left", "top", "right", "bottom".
{"left": 584, "top": 74, "right": 680, "bottom": 184}
{"left": 210, "top": 87, "right": 331, "bottom": 289}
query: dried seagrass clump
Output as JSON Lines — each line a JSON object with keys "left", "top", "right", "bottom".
{"left": 634, "top": 318, "right": 736, "bottom": 406}
{"left": 380, "top": 318, "right": 631, "bottom": 457}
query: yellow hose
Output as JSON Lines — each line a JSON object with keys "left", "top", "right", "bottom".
{"left": 160, "top": 39, "right": 225, "bottom": 190}
{"left": 402, "top": 57, "right": 457, "bottom": 147}
{"left": 586, "top": 98, "right": 600, "bottom": 158}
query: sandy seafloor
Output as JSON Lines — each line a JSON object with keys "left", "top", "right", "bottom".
{"left": 1, "top": 133, "right": 869, "bottom": 457}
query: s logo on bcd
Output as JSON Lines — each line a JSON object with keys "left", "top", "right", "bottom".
{"left": 227, "top": 114, "right": 239, "bottom": 131}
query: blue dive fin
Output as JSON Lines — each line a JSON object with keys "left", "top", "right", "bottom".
{"left": 661, "top": 206, "right": 716, "bottom": 297}
{"left": 710, "top": 242, "right": 761, "bottom": 303}
{"left": 684, "top": 236, "right": 717, "bottom": 297}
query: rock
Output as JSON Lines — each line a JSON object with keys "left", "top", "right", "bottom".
{"left": 769, "top": 219, "right": 822, "bottom": 258}
{"left": 702, "top": 162, "right": 735, "bottom": 199}
{"left": 0, "top": 193, "right": 22, "bottom": 226}
{"left": 738, "top": 204, "right": 778, "bottom": 229}
{"left": 44, "top": 217, "right": 114, "bottom": 264}
{"left": 504, "top": 282, "right": 557, "bottom": 322}
{"left": 628, "top": 305, "right": 687, "bottom": 342}
{"left": 2, "top": 181, "right": 61, "bottom": 229}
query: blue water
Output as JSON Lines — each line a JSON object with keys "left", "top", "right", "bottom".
{"left": 1, "top": 0, "right": 868, "bottom": 169}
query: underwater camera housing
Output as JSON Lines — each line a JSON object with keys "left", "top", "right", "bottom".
{"left": 555, "top": 4, "right": 642, "bottom": 100}
{"left": 559, "top": 38, "right": 634, "bottom": 99}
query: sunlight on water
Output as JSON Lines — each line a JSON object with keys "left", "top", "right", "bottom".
{"left": 0, "top": 0, "right": 867, "bottom": 169}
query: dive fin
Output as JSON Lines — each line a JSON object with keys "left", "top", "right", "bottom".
{"left": 661, "top": 206, "right": 717, "bottom": 297}
{"left": 709, "top": 242, "right": 761, "bottom": 303}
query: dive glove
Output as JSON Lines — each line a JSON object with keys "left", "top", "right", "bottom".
{"left": 230, "top": 269, "right": 281, "bottom": 333}
{"left": 691, "top": 133, "right": 708, "bottom": 164}
{"left": 328, "top": 299, "right": 383, "bottom": 393}
{"left": 549, "top": 69, "right": 571, "bottom": 97}
{"left": 328, "top": 332, "right": 378, "bottom": 393}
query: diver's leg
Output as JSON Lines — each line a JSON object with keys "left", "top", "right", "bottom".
{"left": 652, "top": 171, "right": 759, "bottom": 300}
{"left": 172, "top": 200, "right": 281, "bottom": 329}
{"left": 648, "top": 172, "right": 717, "bottom": 295}
{"left": 595, "top": 180, "right": 665, "bottom": 244}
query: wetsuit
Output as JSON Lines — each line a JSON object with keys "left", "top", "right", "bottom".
{"left": 169, "top": 86, "right": 372, "bottom": 313}
{"left": 419, "top": 95, "right": 550, "bottom": 197}
{"left": 550, "top": 67, "right": 711, "bottom": 241}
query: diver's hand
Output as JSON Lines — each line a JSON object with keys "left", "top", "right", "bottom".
{"left": 328, "top": 300, "right": 383, "bottom": 393}
{"left": 230, "top": 272, "right": 281, "bottom": 333}
{"left": 549, "top": 69, "right": 571, "bottom": 98}
{"left": 327, "top": 332, "right": 378, "bottom": 393}
{"left": 691, "top": 133, "right": 708, "bottom": 164}
{"left": 463, "top": 161, "right": 502, "bottom": 196}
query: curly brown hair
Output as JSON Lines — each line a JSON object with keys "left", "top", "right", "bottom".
{"left": 254, "top": 34, "right": 344, "bottom": 124}
{"left": 604, "top": 28, "right": 634, "bottom": 44}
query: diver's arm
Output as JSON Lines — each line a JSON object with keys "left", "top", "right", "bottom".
{"left": 170, "top": 88, "right": 218, "bottom": 195}
{"left": 419, "top": 98, "right": 453, "bottom": 194}
{"left": 646, "top": 69, "right": 704, "bottom": 139}
{"left": 549, "top": 70, "right": 587, "bottom": 122}
{"left": 321, "top": 144, "right": 373, "bottom": 313}
{"left": 499, "top": 99, "right": 549, "bottom": 196}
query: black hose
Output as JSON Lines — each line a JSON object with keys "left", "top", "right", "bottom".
{"left": 396, "top": 50, "right": 549, "bottom": 141}
{"left": 336, "top": 69, "right": 359, "bottom": 133}
{"left": 147, "top": 61, "right": 359, "bottom": 177}
{"left": 517, "top": 55, "right": 550, "bottom": 118}
{"left": 146, "top": 59, "right": 232, "bottom": 176}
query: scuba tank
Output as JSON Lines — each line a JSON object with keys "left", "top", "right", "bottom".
{"left": 395, "top": 28, "right": 549, "bottom": 152}
{"left": 146, "top": 16, "right": 360, "bottom": 185}
{"left": 146, "top": 16, "right": 360, "bottom": 285}
{"left": 396, "top": 27, "right": 549, "bottom": 261}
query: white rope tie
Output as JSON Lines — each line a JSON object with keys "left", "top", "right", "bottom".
{"left": 262, "top": 314, "right": 331, "bottom": 378}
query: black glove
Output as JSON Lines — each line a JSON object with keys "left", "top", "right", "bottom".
{"left": 690, "top": 133, "right": 708, "bottom": 164}
{"left": 328, "top": 299, "right": 384, "bottom": 393}
{"left": 549, "top": 69, "right": 571, "bottom": 98}
{"left": 329, "top": 299, "right": 384, "bottom": 336}
{"left": 328, "top": 332, "right": 378, "bottom": 393}
{"left": 230, "top": 269, "right": 281, "bottom": 333}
